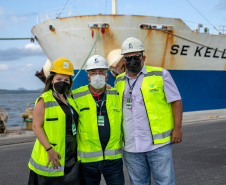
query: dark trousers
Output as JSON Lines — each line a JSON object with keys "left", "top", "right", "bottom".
{"left": 81, "top": 158, "right": 125, "bottom": 185}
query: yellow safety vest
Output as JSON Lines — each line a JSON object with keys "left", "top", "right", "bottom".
{"left": 28, "top": 89, "right": 79, "bottom": 177}
{"left": 72, "top": 85, "right": 122, "bottom": 163}
{"left": 115, "top": 66, "right": 174, "bottom": 144}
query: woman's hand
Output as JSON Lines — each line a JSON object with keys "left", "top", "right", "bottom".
{"left": 46, "top": 148, "right": 61, "bottom": 170}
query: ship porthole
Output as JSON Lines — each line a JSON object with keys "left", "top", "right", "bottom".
{"left": 49, "top": 25, "right": 55, "bottom": 32}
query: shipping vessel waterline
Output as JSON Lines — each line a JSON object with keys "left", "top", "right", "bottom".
{"left": 32, "top": 1, "right": 226, "bottom": 112}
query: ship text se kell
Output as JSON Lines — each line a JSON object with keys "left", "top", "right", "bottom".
{"left": 170, "top": 45, "right": 226, "bottom": 59}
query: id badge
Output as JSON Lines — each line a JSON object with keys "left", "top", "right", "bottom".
{"left": 98, "top": 116, "right": 105, "bottom": 126}
{"left": 126, "top": 98, "right": 133, "bottom": 109}
{"left": 72, "top": 122, "right": 77, "bottom": 136}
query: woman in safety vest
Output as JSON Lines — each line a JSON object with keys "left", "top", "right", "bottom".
{"left": 28, "top": 58, "right": 81, "bottom": 184}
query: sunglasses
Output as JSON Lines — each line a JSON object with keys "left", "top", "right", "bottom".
{"left": 124, "top": 54, "right": 142, "bottom": 61}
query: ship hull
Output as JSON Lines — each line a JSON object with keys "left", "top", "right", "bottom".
{"left": 72, "top": 69, "right": 226, "bottom": 112}
{"left": 32, "top": 15, "right": 226, "bottom": 112}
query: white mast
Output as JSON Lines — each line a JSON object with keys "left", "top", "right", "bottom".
{"left": 112, "top": 0, "right": 117, "bottom": 15}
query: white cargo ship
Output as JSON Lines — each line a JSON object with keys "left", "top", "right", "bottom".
{"left": 32, "top": 0, "right": 226, "bottom": 112}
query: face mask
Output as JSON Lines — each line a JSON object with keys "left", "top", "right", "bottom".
{"left": 53, "top": 81, "right": 70, "bottom": 94}
{"left": 90, "top": 75, "right": 106, "bottom": 89}
{"left": 125, "top": 59, "right": 142, "bottom": 73}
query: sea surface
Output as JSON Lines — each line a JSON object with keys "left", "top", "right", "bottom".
{"left": 0, "top": 92, "right": 41, "bottom": 127}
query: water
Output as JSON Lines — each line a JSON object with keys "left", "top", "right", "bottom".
{"left": 0, "top": 92, "right": 41, "bottom": 127}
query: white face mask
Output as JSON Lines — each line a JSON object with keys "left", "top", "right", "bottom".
{"left": 90, "top": 74, "right": 106, "bottom": 89}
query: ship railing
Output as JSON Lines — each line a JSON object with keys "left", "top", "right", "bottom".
{"left": 183, "top": 20, "right": 225, "bottom": 35}
{"left": 218, "top": 25, "right": 226, "bottom": 35}
{"left": 37, "top": 6, "right": 76, "bottom": 24}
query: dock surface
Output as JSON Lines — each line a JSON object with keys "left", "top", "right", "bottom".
{"left": 0, "top": 109, "right": 226, "bottom": 184}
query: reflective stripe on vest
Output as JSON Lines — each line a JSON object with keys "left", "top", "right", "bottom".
{"left": 105, "top": 148, "right": 121, "bottom": 156}
{"left": 78, "top": 150, "right": 102, "bottom": 158}
{"left": 78, "top": 148, "right": 122, "bottom": 159}
{"left": 73, "top": 89, "right": 90, "bottom": 99}
{"left": 144, "top": 71, "right": 162, "bottom": 77}
{"left": 153, "top": 129, "right": 173, "bottom": 140}
{"left": 115, "top": 76, "right": 126, "bottom": 83}
{"left": 45, "top": 101, "right": 59, "bottom": 108}
{"left": 29, "top": 157, "right": 64, "bottom": 173}
{"left": 105, "top": 90, "right": 118, "bottom": 95}
{"left": 73, "top": 89, "right": 118, "bottom": 98}
{"left": 116, "top": 71, "right": 163, "bottom": 84}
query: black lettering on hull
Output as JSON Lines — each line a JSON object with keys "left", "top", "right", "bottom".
{"left": 204, "top": 47, "right": 211, "bottom": 57}
{"left": 213, "top": 48, "right": 219, "bottom": 58}
{"left": 170, "top": 45, "right": 179, "bottom": 55}
{"left": 181, "top": 45, "right": 190, "bottom": 55}
{"left": 194, "top": 46, "right": 204, "bottom": 57}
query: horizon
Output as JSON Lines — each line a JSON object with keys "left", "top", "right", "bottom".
{"left": 0, "top": 87, "right": 43, "bottom": 91}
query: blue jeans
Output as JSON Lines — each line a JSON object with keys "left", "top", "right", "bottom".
{"left": 81, "top": 158, "right": 125, "bottom": 185}
{"left": 123, "top": 144, "right": 175, "bottom": 185}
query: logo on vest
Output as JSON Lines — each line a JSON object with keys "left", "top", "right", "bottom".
{"left": 149, "top": 89, "right": 159, "bottom": 93}
{"left": 149, "top": 84, "right": 159, "bottom": 93}
{"left": 113, "top": 104, "right": 119, "bottom": 112}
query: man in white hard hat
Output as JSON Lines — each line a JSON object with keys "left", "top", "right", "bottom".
{"left": 72, "top": 55, "right": 124, "bottom": 185}
{"left": 115, "top": 37, "right": 183, "bottom": 185}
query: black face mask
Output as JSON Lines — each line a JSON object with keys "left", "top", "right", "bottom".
{"left": 53, "top": 81, "right": 70, "bottom": 94}
{"left": 125, "top": 59, "right": 142, "bottom": 73}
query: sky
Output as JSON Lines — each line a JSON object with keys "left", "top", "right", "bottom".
{"left": 0, "top": 0, "right": 226, "bottom": 90}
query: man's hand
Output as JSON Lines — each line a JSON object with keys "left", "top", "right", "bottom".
{"left": 171, "top": 99, "right": 183, "bottom": 144}
{"left": 106, "top": 84, "right": 111, "bottom": 89}
{"left": 171, "top": 127, "right": 182, "bottom": 144}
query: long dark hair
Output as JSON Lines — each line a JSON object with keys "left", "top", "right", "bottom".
{"left": 42, "top": 72, "right": 73, "bottom": 96}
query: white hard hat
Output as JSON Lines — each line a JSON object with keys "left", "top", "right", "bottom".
{"left": 107, "top": 49, "right": 122, "bottom": 67}
{"left": 121, "top": 37, "right": 145, "bottom": 55}
{"left": 86, "top": 55, "right": 109, "bottom": 71}
{"left": 43, "top": 59, "right": 52, "bottom": 77}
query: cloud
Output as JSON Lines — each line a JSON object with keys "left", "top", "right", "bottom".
{"left": 9, "top": 13, "right": 36, "bottom": 23}
{"left": 24, "top": 43, "right": 42, "bottom": 51}
{"left": 11, "top": 15, "right": 27, "bottom": 23}
{"left": 17, "top": 63, "right": 34, "bottom": 72}
{"left": 0, "top": 43, "right": 45, "bottom": 61}
{"left": 0, "top": 7, "right": 36, "bottom": 24}
{"left": 0, "top": 64, "right": 9, "bottom": 71}
{"left": 214, "top": 0, "right": 226, "bottom": 10}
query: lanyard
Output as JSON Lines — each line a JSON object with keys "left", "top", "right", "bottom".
{"left": 92, "top": 93, "right": 106, "bottom": 116}
{"left": 52, "top": 90, "right": 75, "bottom": 117}
{"left": 52, "top": 90, "right": 76, "bottom": 134}
{"left": 127, "top": 73, "right": 142, "bottom": 97}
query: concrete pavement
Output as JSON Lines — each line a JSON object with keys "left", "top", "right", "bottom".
{"left": 1, "top": 118, "right": 226, "bottom": 185}
{"left": 182, "top": 108, "right": 226, "bottom": 124}
{"left": 0, "top": 127, "right": 35, "bottom": 146}
{"left": 0, "top": 109, "right": 226, "bottom": 185}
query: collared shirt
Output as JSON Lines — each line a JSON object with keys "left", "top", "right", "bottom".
{"left": 122, "top": 65, "right": 181, "bottom": 153}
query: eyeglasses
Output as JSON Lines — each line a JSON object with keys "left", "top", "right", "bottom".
{"left": 124, "top": 54, "right": 142, "bottom": 62}
{"left": 88, "top": 70, "right": 107, "bottom": 76}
